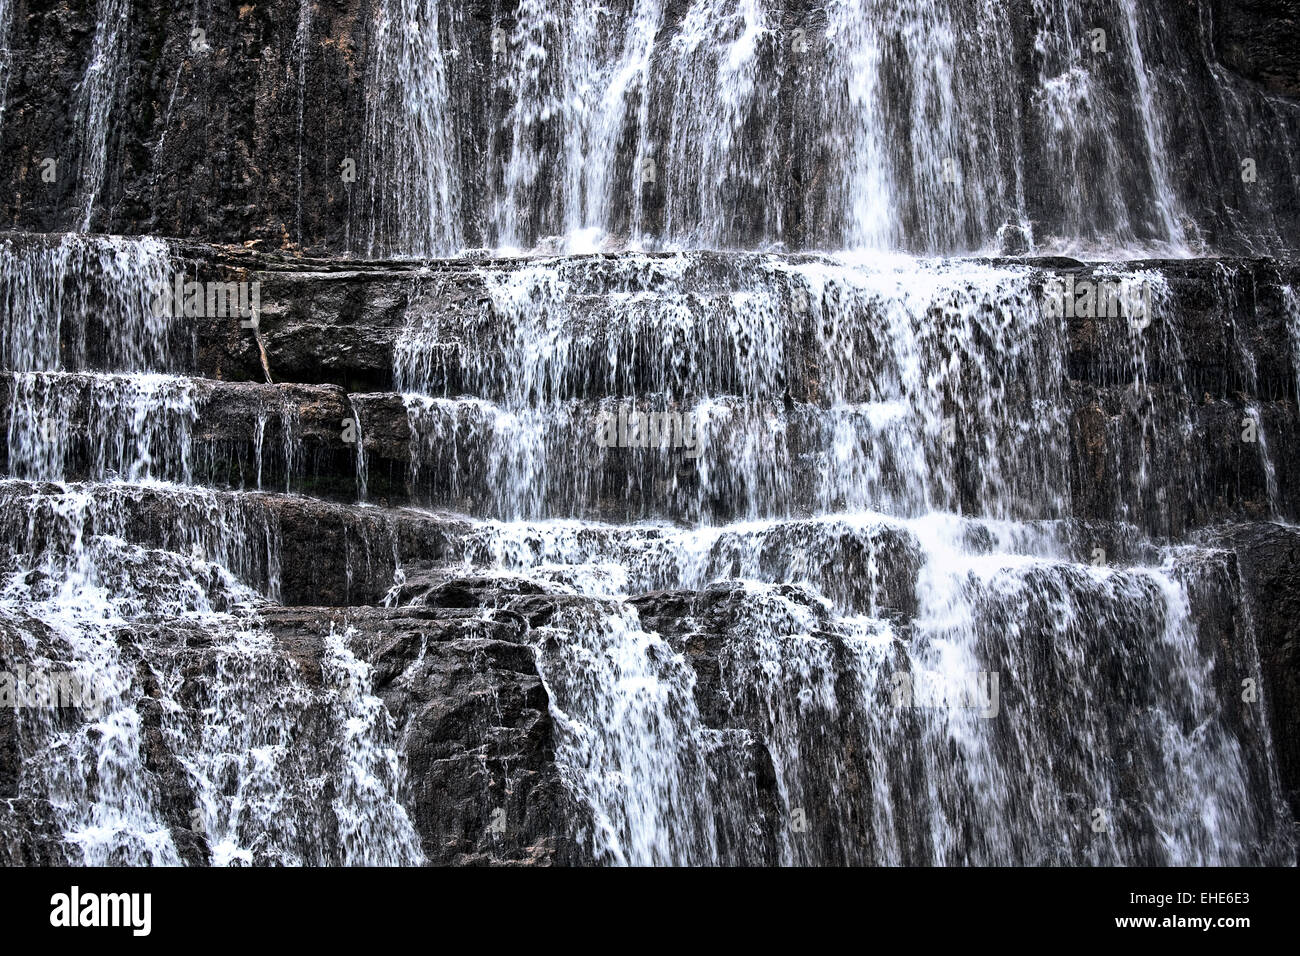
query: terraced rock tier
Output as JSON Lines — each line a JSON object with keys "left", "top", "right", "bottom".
{"left": 2, "top": 234, "right": 1298, "bottom": 864}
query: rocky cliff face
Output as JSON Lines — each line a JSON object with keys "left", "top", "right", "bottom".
{"left": 2, "top": 234, "right": 1300, "bottom": 864}
{"left": 2, "top": 0, "right": 1300, "bottom": 866}
{"left": 0, "top": 0, "right": 370, "bottom": 248}
{"left": 1209, "top": 0, "right": 1300, "bottom": 98}
{"left": 1, "top": 0, "right": 1300, "bottom": 253}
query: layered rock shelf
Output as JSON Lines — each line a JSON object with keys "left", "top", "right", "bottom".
{"left": 3, "top": 0, "right": 1300, "bottom": 869}
{"left": 3, "top": 232, "right": 1299, "bottom": 864}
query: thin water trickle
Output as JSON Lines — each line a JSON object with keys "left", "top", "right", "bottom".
{"left": 73, "top": 0, "right": 130, "bottom": 231}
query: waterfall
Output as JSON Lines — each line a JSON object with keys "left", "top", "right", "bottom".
{"left": 0, "top": 233, "right": 425, "bottom": 865}
{"left": 291, "top": 0, "right": 316, "bottom": 246}
{"left": 73, "top": 0, "right": 130, "bottom": 231}
{"left": 161, "top": 624, "right": 422, "bottom": 866}
{"left": 443, "top": 509, "right": 1292, "bottom": 864}
{"left": 532, "top": 601, "right": 727, "bottom": 865}
{"left": 386, "top": 250, "right": 1295, "bottom": 864}
{"left": 0, "top": 234, "right": 175, "bottom": 373}
{"left": 1286, "top": 287, "right": 1300, "bottom": 405}
{"left": 0, "top": 0, "right": 14, "bottom": 136}
{"left": 354, "top": 0, "right": 1300, "bottom": 255}
{"left": 395, "top": 252, "right": 1073, "bottom": 522}
{"left": 4, "top": 241, "right": 1293, "bottom": 865}
{"left": 1115, "top": 0, "right": 1184, "bottom": 246}
{"left": 363, "top": 0, "right": 464, "bottom": 256}
{"left": 4, "top": 372, "right": 199, "bottom": 484}
{"left": 3, "top": 0, "right": 1297, "bottom": 869}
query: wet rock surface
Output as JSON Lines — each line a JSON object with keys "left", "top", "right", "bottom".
{"left": 1, "top": 1, "right": 1299, "bottom": 253}
{"left": 4, "top": 236, "right": 1300, "bottom": 863}
{"left": 1204, "top": 522, "right": 1300, "bottom": 825}
{"left": 3, "top": 0, "right": 1300, "bottom": 869}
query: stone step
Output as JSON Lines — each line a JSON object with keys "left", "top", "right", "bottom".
{"left": 0, "top": 372, "right": 358, "bottom": 498}
{"left": 6, "top": 238, "right": 1290, "bottom": 400}
{"left": 4, "top": 369, "right": 1294, "bottom": 533}
{"left": 175, "top": 247, "right": 1300, "bottom": 402}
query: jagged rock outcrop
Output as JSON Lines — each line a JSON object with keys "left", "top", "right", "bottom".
{"left": 263, "top": 589, "right": 593, "bottom": 866}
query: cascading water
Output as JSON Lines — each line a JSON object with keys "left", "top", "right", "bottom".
{"left": 0, "top": 235, "right": 424, "bottom": 866}
{"left": 384, "top": 250, "right": 1295, "bottom": 864}
{"left": 290, "top": 0, "right": 316, "bottom": 246}
{"left": 0, "top": 234, "right": 175, "bottom": 373}
{"left": 1287, "top": 286, "right": 1300, "bottom": 404}
{"left": 159, "top": 622, "right": 422, "bottom": 866}
{"left": 363, "top": 0, "right": 463, "bottom": 256}
{"left": 4, "top": 372, "right": 198, "bottom": 484}
{"left": 73, "top": 0, "right": 130, "bottom": 232}
{"left": 394, "top": 252, "right": 1077, "bottom": 523}
{"left": 2, "top": 0, "right": 1297, "bottom": 870}
{"left": 349, "top": 0, "right": 1300, "bottom": 256}
{"left": 0, "top": 0, "right": 14, "bottom": 136}
{"left": 4, "top": 251, "right": 1293, "bottom": 862}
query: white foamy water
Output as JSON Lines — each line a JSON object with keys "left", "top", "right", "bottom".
{"left": 0, "top": 233, "right": 425, "bottom": 865}
{"left": 463, "top": 503, "right": 1291, "bottom": 864}
{"left": 0, "top": 479, "right": 424, "bottom": 865}
{"left": 381, "top": 247, "right": 1294, "bottom": 864}
{"left": 0, "top": 234, "right": 175, "bottom": 373}
{"left": 353, "top": 0, "right": 1297, "bottom": 255}
{"left": 363, "top": 0, "right": 463, "bottom": 256}
{"left": 5, "top": 372, "right": 198, "bottom": 483}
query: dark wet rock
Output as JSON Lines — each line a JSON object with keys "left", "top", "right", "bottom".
{"left": 0, "top": 479, "right": 470, "bottom": 606}
{"left": 2, "top": 0, "right": 1299, "bottom": 868}
{"left": 1204, "top": 522, "right": 1300, "bottom": 829}
{"left": 1, "top": 2, "right": 1298, "bottom": 252}
{"left": 0, "top": 799, "right": 70, "bottom": 865}
{"left": 260, "top": 597, "right": 593, "bottom": 865}
{"left": 1211, "top": 0, "right": 1300, "bottom": 99}
{"left": 1066, "top": 384, "right": 1300, "bottom": 535}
